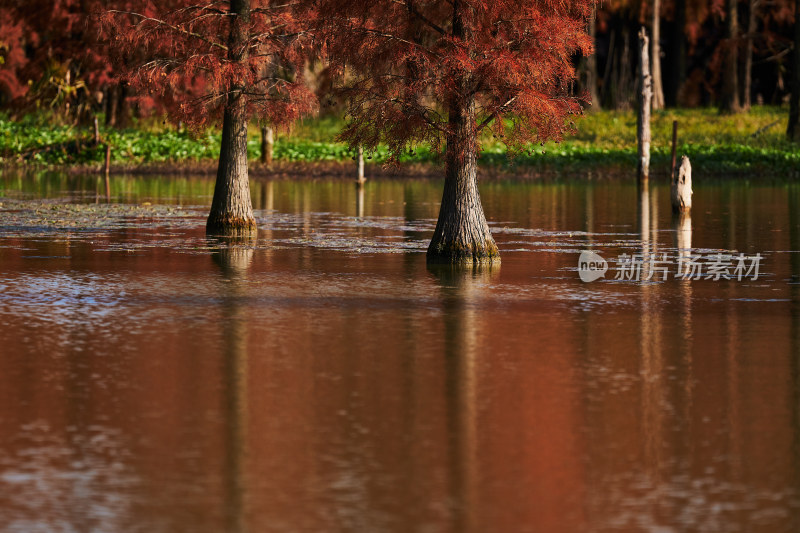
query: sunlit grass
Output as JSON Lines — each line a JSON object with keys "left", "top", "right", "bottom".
{"left": 1, "top": 106, "right": 797, "bottom": 173}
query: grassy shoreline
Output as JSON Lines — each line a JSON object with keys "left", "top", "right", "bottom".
{"left": 2, "top": 107, "right": 798, "bottom": 176}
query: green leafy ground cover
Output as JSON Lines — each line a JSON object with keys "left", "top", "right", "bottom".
{"left": 1, "top": 107, "right": 797, "bottom": 174}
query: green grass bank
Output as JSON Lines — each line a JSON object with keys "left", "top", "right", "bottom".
{"left": 1, "top": 106, "right": 798, "bottom": 175}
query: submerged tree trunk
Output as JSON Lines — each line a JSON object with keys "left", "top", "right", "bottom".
{"left": 651, "top": 0, "right": 665, "bottom": 110}
{"left": 638, "top": 28, "right": 653, "bottom": 182}
{"left": 427, "top": 93, "right": 498, "bottom": 264}
{"left": 721, "top": 0, "right": 741, "bottom": 113}
{"left": 788, "top": 0, "right": 800, "bottom": 140}
{"left": 207, "top": 0, "right": 256, "bottom": 235}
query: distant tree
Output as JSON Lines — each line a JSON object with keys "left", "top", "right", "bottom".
{"left": 651, "top": 0, "right": 665, "bottom": 109}
{"left": 720, "top": 0, "right": 742, "bottom": 112}
{"left": 104, "top": 1, "right": 317, "bottom": 234}
{"left": 320, "top": 0, "right": 593, "bottom": 264}
{"left": 743, "top": 0, "right": 760, "bottom": 110}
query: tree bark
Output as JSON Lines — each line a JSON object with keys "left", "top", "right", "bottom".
{"left": 743, "top": 0, "right": 758, "bottom": 111}
{"left": 788, "top": 0, "right": 800, "bottom": 140}
{"left": 427, "top": 92, "right": 498, "bottom": 264}
{"left": 651, "top": 0, "right": 665, "bottom": 109}
{"left": 427, "top": 0, "right": 498, "bottom": 264}
{"left": 721, "top": 0, "right": 741, "bottom": 113}
{"left": 207, "top": 0, "right": 256, "bottom": 235}
{"left": 638, "top": 28, "right": 653, "bottom": 183}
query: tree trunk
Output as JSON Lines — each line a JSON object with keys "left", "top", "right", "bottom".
{"left": 788, "top": 0, "right": 800, "bottom": 140}
{"left": 587, "top": 7, "right": 600, "bottom": 109}
{"left": 638, "top": 28, "right": 653, "bottom": 183}
{"left": 427, "top": 0, "right": 496, "bottom": 264}
{"left": 104, "top": 85, "right": 117, "bottom": 127}
{"left": 579, "top": 6, "right": 600, "bottom": 110}
{"left": 260, "top": 125, "right": 274, "bottom": 165}
{"left": 651, "top": 0, "right": 665, "bottom": 109}
{"left": 743, "top": 0, "right": 758, "bottom": 111}
{"left": 721, "top": 0, "right": 741, "bottom": 113}
{"left": 427, "top": 93, "right": 498, "bottom": 264}
{"left": 207, "top": 0, "right": 256, "bottom": 235}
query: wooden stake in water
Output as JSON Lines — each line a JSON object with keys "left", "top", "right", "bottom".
{"left": 356, "top": 146, "right": 365, "bottom": 184}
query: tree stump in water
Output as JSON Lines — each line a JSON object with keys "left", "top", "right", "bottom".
{"left": 671, "top": 155, "right": 692, "bottom": 213}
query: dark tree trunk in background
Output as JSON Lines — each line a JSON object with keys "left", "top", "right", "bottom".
{"left": 579, "top": 6, "right": 600, "bottom": 109}
{"left": 743, "top": 0, "right": 758, "bottom": 111}
{"left": 427, "top": 1, "right": 498, "bottom": 264}
{"left": 666, "top": 0, "right": 687, "bottom": 106}
{"left": 207, "top": 0, "right": 257, "bottom": 234}
{"left": 721, "top": 0, "right": 742, "bottom": 113}
{"left": 789, "top": 0, "right": 800, "bottom": 140}
{"left": 104, "top": 83, "right": 128, "bottom": 128}
{"left": 651, "top": 0, "right": 665, "bottom": 109}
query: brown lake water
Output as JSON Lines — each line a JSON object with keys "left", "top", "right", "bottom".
{"left": 1, "top": 171, "right": 799, "bottom": 532}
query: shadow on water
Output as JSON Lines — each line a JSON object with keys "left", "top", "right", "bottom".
{"left": 210, "top": 235, "right": 255, "bottom": 533}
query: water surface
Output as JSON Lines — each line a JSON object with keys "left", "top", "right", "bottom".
{"left": 1, "top": 172, "right": 799, "bottom": 532}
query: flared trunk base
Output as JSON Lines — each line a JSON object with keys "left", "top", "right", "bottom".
{"left": 427, "top": 239, "right": 499, "bottom": 265}
{"left": 206, "top": 216, "right": 257, "bottom": 237}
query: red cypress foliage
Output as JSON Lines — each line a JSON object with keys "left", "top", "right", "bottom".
{"left": 101, "top": 0, "right": 317, "bottom": 130}
{"left": 318, "top": 0, "right": 594, "bottom": 164}
{"left": 0, "top": 8, "right": 29, "bottom": 102}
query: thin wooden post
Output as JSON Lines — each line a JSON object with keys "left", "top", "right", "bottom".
{"left": 670, "top": 120, "right": 678, "bottom": 178}
{"left": 637, "top": 27, "right": 653, "bottom": 183}
{"left": 260, "top": 126, "right": 274, "bottom": 166}
{"left": 93, "top": 116, "right": 100, "bottom": 146}
{"left": 104, "top": 144, "right": 111, "bottom": 200}
{"left": 356, "top": 145, "right": 365, "bottom": 183}
{"left": 671, "top": 155, "right": 692, "bottom": 213}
